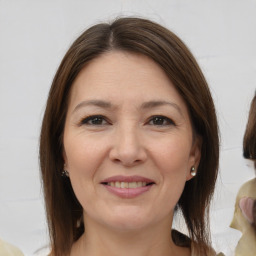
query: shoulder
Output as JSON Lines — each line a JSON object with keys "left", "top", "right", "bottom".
{"left": 236, "top": 178, "right": 256, "bottom": 200}
{"left": 0, "top": 239, "right": 24, "bottom": 256}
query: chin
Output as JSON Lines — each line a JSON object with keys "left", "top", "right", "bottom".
{"left": 101, "top": 211, "right": 152, "bottom": 232}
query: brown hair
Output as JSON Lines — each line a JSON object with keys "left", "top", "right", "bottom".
{"left": 40, "top": 17, "right": 219, "bottom": 256}
{"left": 243, "top": 93, "right": 256, "bottom": 168}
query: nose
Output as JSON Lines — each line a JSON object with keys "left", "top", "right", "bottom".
{"left": 109, "top": 125, "right": 147, "bottom": 167}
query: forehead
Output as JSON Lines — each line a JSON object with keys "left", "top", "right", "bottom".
{"left": 68, "top": 51, "right": 188, "bottom": 112}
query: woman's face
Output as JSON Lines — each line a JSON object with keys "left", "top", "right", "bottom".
{"left": 63, "top": 51, "right": 201, "bottom": 232}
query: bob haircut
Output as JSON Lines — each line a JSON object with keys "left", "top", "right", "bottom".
{"left": 243, "top": 93, "right": 256, "bottom": 168}
{"left": 40, "top": 17, "right": 219, "bottom": 256}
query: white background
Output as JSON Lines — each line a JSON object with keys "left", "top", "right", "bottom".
{"left": 0, "top": 1, "right": 256, "bottom": 255}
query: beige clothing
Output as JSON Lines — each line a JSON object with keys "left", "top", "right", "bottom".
{"left": 230, "top": 178, "right": 256, "bottom": 256}
{"left": 0, "top": 239, "right": 24, "bottom": 256}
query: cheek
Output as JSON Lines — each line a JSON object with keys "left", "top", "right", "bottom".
{"left": 64, "top": 137, "right": 107, "bottom": 207}
{"left": 64, "top": 135, "right": 107, "bottom": 175}
{"left": 64, "top": 136, "right": 110, "bottom": 205}
{"left": 152, "top": 138, "right": 192, "bottom": 176}
{"left": 150, "top": 137, "right": 192, "bottom": 206}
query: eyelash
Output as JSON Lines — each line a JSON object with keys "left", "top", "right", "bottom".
{"left": 79, "top": 115, "right": 175, "bottom": 127}
{"left": 147, "top": 115, "right": 175, "bottom": 126}
{"left": 79, "top": 115, "right": 109, "bottom": 126}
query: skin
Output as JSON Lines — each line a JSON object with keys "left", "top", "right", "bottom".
{"left": 63, "top": 51, "right": 201, "bottom": 256}
{"left": 239, "top": 197, "right": 255, "bottom": 223}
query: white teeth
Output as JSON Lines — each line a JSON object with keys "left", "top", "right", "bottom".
{"left": 120, "top": 182, "right": 126, "bottom": 188}
{"left": 107, "top": 181, "right": 148, "bottom": 188}
{"left": 128, "top": 182, "right": 136, "bottom": 188}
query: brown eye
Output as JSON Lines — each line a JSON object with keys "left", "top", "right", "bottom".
{"left": 81, "top": 115, "right": 108, "bottom": 125}
{"left": 148, "top": 116, "right": 175, "bottom": 126}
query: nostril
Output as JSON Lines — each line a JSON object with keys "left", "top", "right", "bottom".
{"left": 111, "top": 155, "right": 143, "bottom": 167}
{"left": 113, "top": 158, "right": 122, "bottom": 164}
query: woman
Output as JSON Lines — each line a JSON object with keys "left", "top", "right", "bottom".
{"left": 230, "top": 93, "right": 256, "bottom": 256}
{"left": 40, "top": 17, "right": 219, "bottom": 256}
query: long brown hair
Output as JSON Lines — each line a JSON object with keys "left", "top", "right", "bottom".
{"left": 40, "top": 17, "right": 219, "bottom": 256}
{"left": 243, "top": 93, "right": 256, "bottom": 168}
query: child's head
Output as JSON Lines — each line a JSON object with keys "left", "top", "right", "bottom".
{"left": 243, "top": 92, "right": 256, "bottom": 169}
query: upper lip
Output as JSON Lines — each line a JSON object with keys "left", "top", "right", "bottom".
{"left": 101, "top": 175, "right": 155, "bottom": 184}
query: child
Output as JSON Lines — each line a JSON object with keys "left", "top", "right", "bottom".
{"left": 230, "top": 93, "right": 256, "bottom": 256}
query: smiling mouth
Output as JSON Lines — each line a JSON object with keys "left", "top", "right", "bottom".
{"left": 100, "top": 176, "right": 155, "bottom": 198}
{"left": 101, "top": 181, "right": 155, "bottom": 188}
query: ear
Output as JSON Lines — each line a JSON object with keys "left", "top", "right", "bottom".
{"left": 186, "top": 135, "right": 202, "bottom": 181}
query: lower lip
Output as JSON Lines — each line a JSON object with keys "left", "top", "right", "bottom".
{"left": 103, "top": 184, "right": 153, "bottom": 198}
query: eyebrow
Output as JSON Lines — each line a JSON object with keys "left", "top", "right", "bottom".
{"left": 72, "top": 100, "right": 112, "bottom": 113}
{"left": 72, "top": 99, "right": 182, "bottom": 115}
{"left": 141, "top": 100, "right": 182, "bottom": 115}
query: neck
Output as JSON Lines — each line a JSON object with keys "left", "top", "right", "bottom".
{"left": 71, "top": 214, "right": 190, "bottom": 256}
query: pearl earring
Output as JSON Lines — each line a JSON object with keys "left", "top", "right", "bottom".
{"left": 61, "top": 169, "right": 69, "bottom": 177}
{"left": 190, "top": 166, "right": 197, "bottom": 177}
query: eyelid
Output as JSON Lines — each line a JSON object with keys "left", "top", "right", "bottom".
{"left": 147, "top": 115, "right": 176, "bottom": 126}
{"left": 79, "top": 115, "right": 110, "bottom": 126}
{"left": 77, "top": 114, "right": 175, "bottom": 127}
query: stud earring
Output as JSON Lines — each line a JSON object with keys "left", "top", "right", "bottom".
{"left": 190, "top": 166, "right": 197, "bottom": 177}
{"left": 61, "top": 169, "right": 69, "bottom": 177}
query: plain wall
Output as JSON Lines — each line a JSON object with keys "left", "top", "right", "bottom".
{"left": 0, "top": 0, "right": 256, "bottom": 255}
